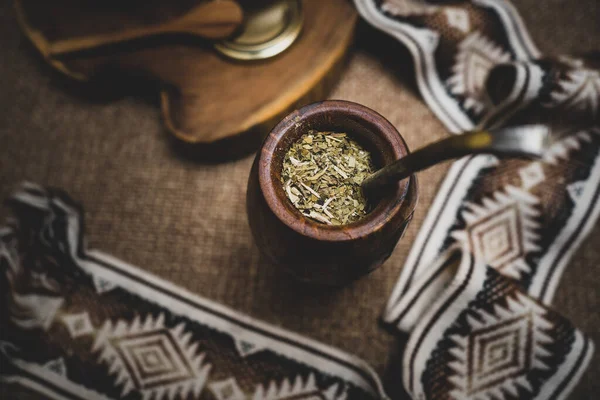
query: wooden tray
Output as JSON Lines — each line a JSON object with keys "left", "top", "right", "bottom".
{"left": 15, "top": 0, "right": 357, "bottom": 158}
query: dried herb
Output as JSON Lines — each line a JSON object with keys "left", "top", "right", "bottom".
{"left": 281, "top": 130, "right": 374, "bottom": 225}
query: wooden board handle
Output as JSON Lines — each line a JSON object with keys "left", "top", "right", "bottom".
{"left": 47, "top": 0, "right": 243, "bottom": 56}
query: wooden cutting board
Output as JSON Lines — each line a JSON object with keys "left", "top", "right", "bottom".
{"left": 15, "top": 0, "right": 357, "bottom": 158}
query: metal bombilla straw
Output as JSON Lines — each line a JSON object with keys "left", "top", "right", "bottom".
{"left": 361, "top": 125, "right": 550, "bottom": 197}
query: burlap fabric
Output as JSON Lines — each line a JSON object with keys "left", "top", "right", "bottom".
{"left": 0, "top": 0, "right": 598, "bottom": 398}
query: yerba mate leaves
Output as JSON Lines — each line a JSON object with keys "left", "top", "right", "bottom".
{"left": 281, "top": 131, "right": 374, "bottom": 225}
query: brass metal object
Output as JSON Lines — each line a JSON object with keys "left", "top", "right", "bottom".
{"left": 361, "top": 125, "right": 550, "bottom": 196}
{"left": 215, "top": 0, "right": 303, "bottom": 60}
